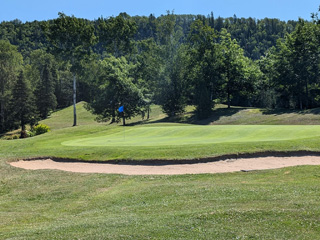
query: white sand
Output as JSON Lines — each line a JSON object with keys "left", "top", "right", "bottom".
{"left": 9, "top": 156, "right": 320, "bottom": 175}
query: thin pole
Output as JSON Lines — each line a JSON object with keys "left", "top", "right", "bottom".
{"left": 123, "top": 125, "right": 125, "bottom": 141}
{"left": 123, "top": 111, "right": 125, "bottom": 141}
{"left": 73, "top": 72, "right": 77, "bottom": 126}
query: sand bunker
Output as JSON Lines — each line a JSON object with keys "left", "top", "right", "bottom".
{"left": 9, "top": 155, "right": 320, "bottom": 175}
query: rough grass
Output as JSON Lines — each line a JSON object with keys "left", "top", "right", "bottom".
{"left": 40, "top": 102, "right": 320, "bottom": 131}
{"left": 193, "top": 105, "right": 320, "bottom": 125}
{"left": 1, "top": 161, "right": 320, "bottom": 239}
{"left": 41, "top": 102, "right": 165, "bottom": 130}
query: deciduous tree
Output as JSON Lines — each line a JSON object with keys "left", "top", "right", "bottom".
{"left": 43, "top": 13, "right": 96, "bottom": 126}
{"left": 219, "top": 29, "right": 248, "bottom": 108}
{"left": 85, "top": 56, "right": 144, "bottom": 125}
{"left": 188, "top": 20, "right": 220, "bottom": 118}
{"left": 97, "top": 13, "right": 137, "bottom": 58}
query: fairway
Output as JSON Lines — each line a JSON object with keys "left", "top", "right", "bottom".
{"left": 62, "top": 125, "right": 320, "bottom": 147}
{"left": 3, "top": 104, "right": 320, "bottom": 239}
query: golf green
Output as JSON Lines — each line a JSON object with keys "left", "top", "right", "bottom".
{"left": 61, "top": 125, "right": 320, "bottom": 147}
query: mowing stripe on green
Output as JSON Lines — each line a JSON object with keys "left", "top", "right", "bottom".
{"left": 61, "top": 125, "right": 320, "bottom": 147}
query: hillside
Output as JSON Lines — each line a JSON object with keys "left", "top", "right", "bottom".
{"left": 40, "top": 102, "right": 166, "bottom": 130}
{"left": 193, "top": 105, "right": 320, "bottom": 125}
{"left": 42, "top": 103, "right": 320, "bottom": 131}
{"left": 3, "top": 102, "right": 320, "bottom": 139}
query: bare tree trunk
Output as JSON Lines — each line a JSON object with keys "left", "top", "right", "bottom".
{"left": 299, "top": 95, "right": 303, "bottom": 110}
{"left": 73, "top": 72, "right": 77, "bottom": 126}
{"left": 305, "top": 80, "right": 309, "bottom": 109}
{"left": 0, "top": 99, "right": 4, "bottom": 132}
{"left": 227, "top": 84, "right": 231, "bottom": 109}
{"left": 0, "top": 86, "right": 4, "bottom": 132}
{"left": 111, "top": 106, "right": 116, "bottom": 123}
{"left": 20, "top": 121, "right": 26, "bottom": 138}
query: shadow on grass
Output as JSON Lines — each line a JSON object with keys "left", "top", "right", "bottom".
{"left": 127, "top": 107, "right": 246, "bottom": 126}
{"left": 261, "top": 107, "right": 320, "bottom": 115}
{"left": 261, "top": 108, "right": 297, "bottom": 115}
{"left": 125, "top": 118, "right": 168, "bottom": 127}
{"left": 193, "top": 107, "right": 246, "bottom": 125}
{"left": 127, "top": 106, "right": 320, "bottom": 127}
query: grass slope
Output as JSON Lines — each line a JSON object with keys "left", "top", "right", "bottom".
{"left": 2, "top": 102, "right": 320, "bottom": 161}
{"left": 41, "top": 102, "right": 165, "bottom": 130}
{"left": 192, "top": 105, "right": 320, "bottom": 125}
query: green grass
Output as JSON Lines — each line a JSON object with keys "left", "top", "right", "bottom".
{"left": 192, "top": 105, "right": 320, "bottom": 125}
{"left": 1, "top": 102, "right": 320, "bottom": 161}
{"left": 2, "top": 103, "right": 320, "bottom": 238}
{"left": 1, "top": 161, "right": 320, "bottom": 239}
{"left": 2, "top": 123, "right": 320, "bottom": 161}
{"left": 41, "top": 102, "right": 165, "bottom": 130}
{"left": 62, "top": 125, "right": 320, "bottom": 147}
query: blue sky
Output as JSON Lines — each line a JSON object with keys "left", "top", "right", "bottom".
{"left": 1, "top": 0, "right": 319, "bottom": 22}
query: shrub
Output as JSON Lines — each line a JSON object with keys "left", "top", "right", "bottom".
{"left": 33, "top": 124, "right": 50, "bottom": 135}
{"left": 26, "top": 130, "right": 35, "bottom": 137}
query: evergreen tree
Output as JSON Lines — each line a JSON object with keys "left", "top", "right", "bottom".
{"left": 54, "top": 61, "right": 73, "bottom": 109}
{"left": 10, "top": 70, "right": 37, "bottom": 138}
{"left": 29, "top": 50, "right": 58, "bottom": 119}
{"left": 159, "top": 44, "right": 189, "bottom": 117}
{"left": 0, "top": 40, "right": 22, "bottom": 133}
{"left": 155, "top": 13, "right": 189, "bottom": 117}
{"left": 132, "top": 38, "right": 160, "bottom": 119}
{"left": 35, "top": 61, "right": 57, "bottom": 118}
{"left": 256, "top": 48, "right": 278, "bottom": 108}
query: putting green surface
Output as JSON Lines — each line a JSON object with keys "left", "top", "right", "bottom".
{"left": 62, "top": 125, "right": 320, "bottom": 147}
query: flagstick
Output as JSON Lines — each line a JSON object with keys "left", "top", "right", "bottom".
{"left": 118, "top": 106, "right": 125, "bottom": 141}
{"left": 123, "top": 117, "right": 125, "bottom": 141}
{"left": 123, "top": 125, "right": 125, "bottom": 141}
{"left": 123, "top": 111, "right": 125, "bottom": 141}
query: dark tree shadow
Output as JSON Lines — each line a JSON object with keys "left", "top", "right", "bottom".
{"left": 192, "top": 107, "right": 246, "bottom": 125}
{"left": 261, "top": 107, "right": 320, "bottom": 115}
{"left": 126, "top": 106, "right": 320, "bottom": 127}
{"left": 126, "top": 107, "right": 247, "bottom": 126}
{"left": 127, "top": 107, "right": 246, "bottom": 126}
{"left": 125, "top": 118, "right": 169, "bottom": 127}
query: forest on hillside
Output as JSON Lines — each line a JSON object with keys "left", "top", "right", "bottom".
{"left": 1, "top": 8, "right": 320, "bottom": 135}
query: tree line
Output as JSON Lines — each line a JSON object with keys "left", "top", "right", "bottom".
{"left": 0, "top": 9, "right": 320, "bottom": 135}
